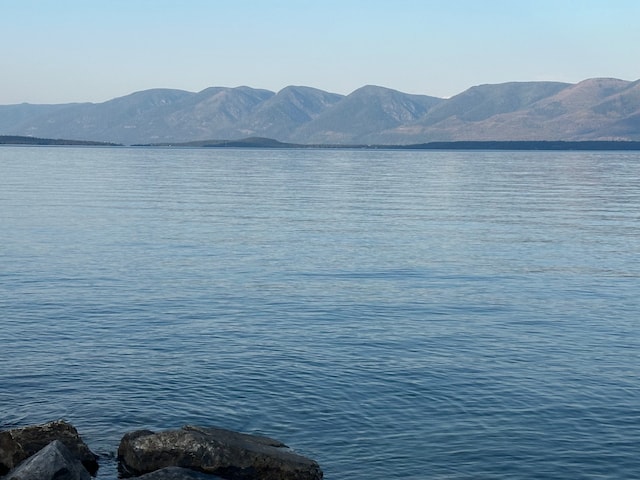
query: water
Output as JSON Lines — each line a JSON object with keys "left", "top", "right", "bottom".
{"left": 1, "top": 146, "right": 639, "bottom": 479}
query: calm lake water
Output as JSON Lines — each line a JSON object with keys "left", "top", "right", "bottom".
{"left": 1, "top": 146, "right": 639, "bottom": 479}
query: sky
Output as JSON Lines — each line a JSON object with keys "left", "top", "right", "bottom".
{"left": 2, "top": 0, "right": 640, "bottom": 104}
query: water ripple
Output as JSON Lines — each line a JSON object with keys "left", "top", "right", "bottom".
{"left": 1, "top": 147, "right": 639, "bottom": 479}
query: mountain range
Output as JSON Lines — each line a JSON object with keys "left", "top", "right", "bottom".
{"left": 1, "top": 78, "right": 639, "bottom": 145}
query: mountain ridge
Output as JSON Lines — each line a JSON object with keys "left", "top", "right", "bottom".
{"left": 2, "top": 78, "right": 639, "bottom": 145}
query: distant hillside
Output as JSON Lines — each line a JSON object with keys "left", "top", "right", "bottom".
{"left": 1, "top": 78, "right": 639, "bottom": 145}
{"left": 140, "top": 136, "right": 299, "bottom": 148}
{"left": 288, "top": 85, "right": 441, "bottom": 144}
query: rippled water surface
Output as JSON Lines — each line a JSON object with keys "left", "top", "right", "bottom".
{"left": 1, "top": 146, "right": 639, "bottom": 479}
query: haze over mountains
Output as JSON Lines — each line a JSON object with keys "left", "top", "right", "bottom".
{"left": 1, "top": 78, "right": 639, "bottom": 145}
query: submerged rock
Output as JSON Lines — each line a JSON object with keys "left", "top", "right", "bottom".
{"left": 117, "top": 425, "right": 323, "bottom": 480}
{"left": 0, "top": 420, "right": 99, "bottom": 476}
{"left": 3, "top": 440, "right": 91, "bottom": 480}
{"left": 137, "top": 466, "right": 225, "bottom": 479}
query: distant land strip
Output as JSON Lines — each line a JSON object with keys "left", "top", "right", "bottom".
{"left": 3, "top": 135, "right": 640, "bottom": 150}
{"left": 401, "top": 140, "right": 640, "bottom": 151}
{"left": 0, "top": 135, "right": 120, "bottom": 146}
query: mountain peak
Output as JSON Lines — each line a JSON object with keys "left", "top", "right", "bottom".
{"left": 1, "top": 78, "right": 638, "bottom": 144}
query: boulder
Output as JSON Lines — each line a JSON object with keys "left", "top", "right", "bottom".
{"left": 137, "top": 466, "right": 225, "bottom": 479}
{"left": 118, "top": 425, "right": 323, "bottom": 480}
{"left": 0, "top": 420, "right": 99, "bottom": 476}
{"left": 4, "top": 440, "right": 91, "bottom": 480}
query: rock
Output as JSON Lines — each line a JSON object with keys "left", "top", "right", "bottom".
{"left": 137, "top": 466, "right": 225, "bottom": 479}
{"left": 4, "top": 440, "right": 91, "bottom": 480}
{"left": 118, "top": 425, "right": 323, "bottom": 480}
{"left": 0, "top": 420, "right": 99, "bottom": 476}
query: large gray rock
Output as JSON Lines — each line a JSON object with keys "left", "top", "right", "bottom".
{"left": 137, "top": 466, "right": 225, "bottom": 479}
{"left": 0, "top": 420, "right": 99, "bottom": 476}
{"left": 118, "top": 425, "right": 323, "bottom": 480}
{"left": 4, "top": 440, "right": 91, "bottom": 480}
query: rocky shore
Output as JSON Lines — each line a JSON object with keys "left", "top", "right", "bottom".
{"left": 0, "top": 421, "right": 322, "bottom": 480}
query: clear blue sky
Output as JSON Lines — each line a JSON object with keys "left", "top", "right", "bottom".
{"left": 2, "top": 0, "right": 640, "bottom": 104}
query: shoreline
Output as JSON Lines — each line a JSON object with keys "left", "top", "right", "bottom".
{"left": 3, "top": 135, "right": 640, "bottom": 150}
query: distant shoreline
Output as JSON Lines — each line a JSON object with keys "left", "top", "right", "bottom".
{"left": 3, "top": 135, "right": 640, "bottom": 151}
{"left": 0, "top": 135, "right": 120, "bottom": 147}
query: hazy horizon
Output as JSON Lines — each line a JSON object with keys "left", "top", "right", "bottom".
{"left": 3, "top": 0, "right": 640, "bottom": 105}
